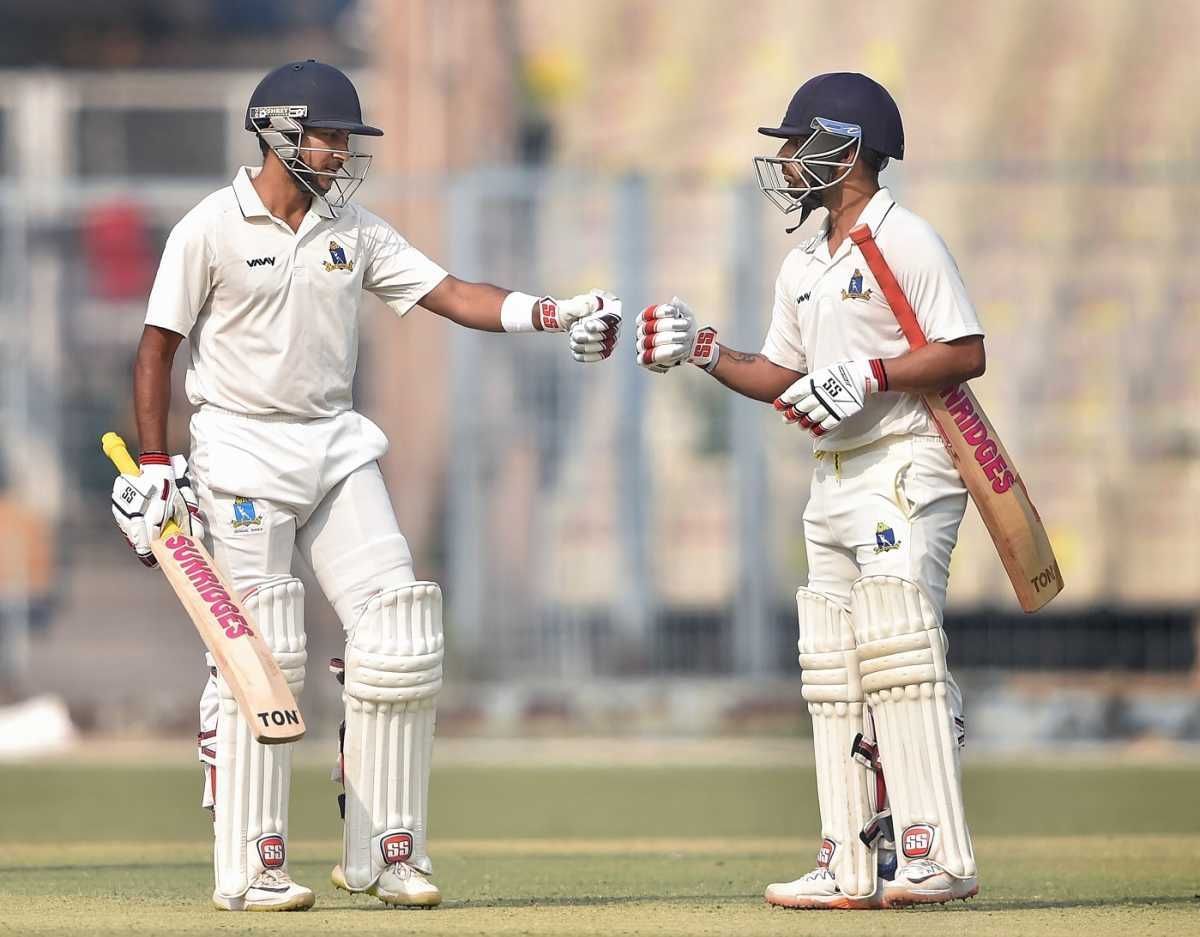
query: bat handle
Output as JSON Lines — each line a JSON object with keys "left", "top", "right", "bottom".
{"left": 102, "top": 432, "right": 183, "bottom": 540}
{"left": 101, "top": 431, "right": 141, "bottom": 477}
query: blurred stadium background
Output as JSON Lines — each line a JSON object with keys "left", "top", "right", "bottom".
{"left": 0, "top": 0, "right": 1197, "bottom": 755}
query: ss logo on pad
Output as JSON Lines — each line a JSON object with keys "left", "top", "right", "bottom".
{"left": 380, "top": 830, "right": 414, "bottom": 865}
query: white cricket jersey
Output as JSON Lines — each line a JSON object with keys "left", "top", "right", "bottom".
{"left": 144, "top": 167, "right": 448, "bottom": 418}
{"left": 761, "top": 187, "right": 984, "bottom": 452}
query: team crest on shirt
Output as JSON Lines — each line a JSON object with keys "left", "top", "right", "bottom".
{"left": 841, "top": 268, "right": 873, "bottom": 302}
{"left": 323, "top": 239, "right": 355, "bottom": 272}
{"left": 231, "top": 496, "right": 263, "bottom": 531}
{"left": 873, "top": 522, "right": 901, "bottom": 553}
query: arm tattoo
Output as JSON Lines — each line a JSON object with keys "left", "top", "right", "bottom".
{"left": 727, "top": 350, "right": 764, "bottom": 364}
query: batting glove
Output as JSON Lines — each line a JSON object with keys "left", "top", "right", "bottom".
{"left": 110, "top": 452, "right": 205, "bottom": 567}
{"left": 774, "top": 359, "right": 887, "bottom": 436}
{"left": 537, "top": 288, "right": 610, "bottom": 333}
{"left": 634, "top": 297, "right": 719, "bottom": 374}
{"left": 568, "top": 290, "right": 622, "bottom": 362}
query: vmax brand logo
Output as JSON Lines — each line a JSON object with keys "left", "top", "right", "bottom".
{"left": 246, "top": 256, "right": 276, "bottom": 268}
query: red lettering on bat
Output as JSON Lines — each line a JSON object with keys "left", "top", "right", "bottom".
{"left": 962, "top": 420, "right": 989, "bottom": 446}
{"left": 956, "top": 413, "right": 980, "bottom": 434}
{"left": 190, "top": 570, "right": 221, "bottom": 590}
{"left": 946, "top": 394, "right": 973, "bottom": 423}
{"left": 974, "top": 439, "right": 998, "bottom": 465}
{"left": 983, "top": 455, "right": 1014, "bottom": 493}
{"left": 940, "top": 386, "right": 965, "bottom": 406}
{"left": 161, "top": 534, "right": 254, "bottom": 640}
{"left": 217, "top": 613, "right": 254, "bottom": 639}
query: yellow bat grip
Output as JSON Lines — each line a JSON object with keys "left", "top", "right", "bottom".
{"left": 101, "top": 432, "right": 140, "bottom": 477}
{"left": 102, "top": 432, "right": 182, "bottom": 539}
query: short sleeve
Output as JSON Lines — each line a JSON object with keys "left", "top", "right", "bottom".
{"left": 895, "top": 225, "right": 984, "bottom": 344}
{"left": 760, "top": 265, "right": 808, "bottom": 373}
{"left": 361, "top": 214, "right": 449, "bottom": 317}
{"left": 144, "top": 214, "right": 213, "bottom": 337}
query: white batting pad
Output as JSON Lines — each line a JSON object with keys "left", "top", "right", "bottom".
{"left": 213, "top": 578, "right": 306, "bottom": 898}
{"left": 340, "top": 582, "right": 443, "bottom": 890}
{"left": 796, "top": 588, "right": 877, "bottom": 899}
{"left": 851, "top": 575, "right": 976, "bottom": 879}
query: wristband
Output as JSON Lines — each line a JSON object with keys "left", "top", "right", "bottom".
{"left": 868, "top": 358, "right": 888, "bottom": 393}
{"left": 500, "top": 291, "right": 540, "bottom": 333}
{"left": 138, "top": 451, "right": 171, "bottom": 467}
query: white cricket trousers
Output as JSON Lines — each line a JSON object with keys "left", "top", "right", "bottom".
{"left": 804, "top": 433, "right": 966, "bottom": 612}
{"left": 190, "top": 405, "right": 417, "bottom": 812}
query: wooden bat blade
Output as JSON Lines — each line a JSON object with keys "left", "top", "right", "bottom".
{"left": 848, "top": 223, "right": 1063, "bottom": 613}
{"left": 924, "top": 386, "right": 1063, "bottom": 612}
{"left": 102, "top": 432, "right": 305, "bottom": 743}
{"left": 152, "top": 532, "right": 305, "bottom": 744}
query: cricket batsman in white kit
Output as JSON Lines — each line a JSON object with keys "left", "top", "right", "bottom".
{"left": 636, "top": 73, "right": 985, "bottom": 909}
{"left": 108, "top": 60, "right": 621, "bottom": 911}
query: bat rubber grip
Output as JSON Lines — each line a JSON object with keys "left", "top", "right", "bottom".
{"left": 101, "top": 432, "right": 141, "bottom": 477}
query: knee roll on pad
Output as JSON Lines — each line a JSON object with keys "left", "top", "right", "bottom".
{"left": 212, "top": 577, "right": 305, "bottom": 899}
{"left": 851, "top": 575, "right": 976, "bottom": 879}
{"left": 340, "top": 582, "right": 443, "bottom": 891}
{"left": 796, "top": 588, "right": 876, "bottom": 899}
{"left": 245, "top": 578, "right": 307, "bottom": 695}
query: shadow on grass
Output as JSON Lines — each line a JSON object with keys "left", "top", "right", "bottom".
{"left": 319, "top": 893, "right": 765, "bottom": 911}
{"left": 889, "top": 895, "right": 1198, "bottom": 913}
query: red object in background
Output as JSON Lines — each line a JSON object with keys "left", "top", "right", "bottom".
{"left": 81, "top": 201, "right": 155, "bottom": 301}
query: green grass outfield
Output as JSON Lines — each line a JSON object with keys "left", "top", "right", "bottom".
{"left": 2, "top": 753, "right": 1198, "bottom": 935}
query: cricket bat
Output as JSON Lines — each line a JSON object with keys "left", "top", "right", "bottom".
{"left": 102, "top": 432, "right": 305, "bottom": 743}
{"left": 849, "top": 225, "right": 1063, "bottom": 612}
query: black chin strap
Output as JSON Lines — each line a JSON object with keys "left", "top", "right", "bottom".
{"left": 784, "top": 201, "right": 819, "bottom": 234}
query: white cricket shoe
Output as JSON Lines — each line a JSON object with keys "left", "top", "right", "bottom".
{"left": 332, "top": 862, "right": 442, "bottom": 908}
{"left": 765, "top": 867, "right": 883, "bottom": 910}
{"left": 212, "top": 869, "right": 315, "bottom": 911}
{"left": 883, "top": 859, "right": 978, "bottom": 907}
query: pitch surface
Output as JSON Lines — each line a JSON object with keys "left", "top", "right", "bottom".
{"left": 2, "top": 754, "right": 1196, "bottom": 935}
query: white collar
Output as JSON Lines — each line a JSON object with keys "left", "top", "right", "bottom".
{"left": 232, "top": 166, "right": 335, "bottom": 222}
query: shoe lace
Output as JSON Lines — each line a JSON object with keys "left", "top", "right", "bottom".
{"left": 254, "top": 868, "right": 293, "bottom": 887}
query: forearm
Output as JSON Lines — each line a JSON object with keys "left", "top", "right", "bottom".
{"left": 879, "top": 336, "right": 985, "bottom": 395}
{"left": 420, "top": 276, "right": 537, "bottom": 333}
{"left": 133, "top": 327, "right": 180, "bottom": 453}
{"left": 709, "top": 346, "right": 803, "bottom": 403}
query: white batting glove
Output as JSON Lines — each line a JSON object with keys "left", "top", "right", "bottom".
{"left": 110, "top": 452, "right": 205, "bottom": 567}
{"left": 568, "top": 290, "right": 622, "bottom": 363}
{"left": 634, "top": 297, "right": 719, "bottom": 374}
{"left": 537, "top": 288, "right": 610, "bottom": 333}
{"left": 774, "top": 359, "right": 888, "bottom": 436}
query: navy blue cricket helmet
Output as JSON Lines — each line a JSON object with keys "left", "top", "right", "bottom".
{"left": 758, "top": 72, "right": 903, "bottom": 159}
{"left": 754, "top": 73, "right": 903, "bottom": 224}
{"left": 245, "top": 59, "right": 382, "bottom": 137}
{"left": 246, "top": 60, "right": 380, "bottom": 211}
